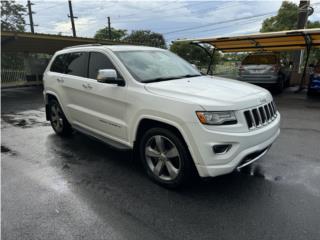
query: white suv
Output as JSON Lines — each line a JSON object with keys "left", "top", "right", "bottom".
{"left": 43, "top": 44, "right": 280, "bottom": 188}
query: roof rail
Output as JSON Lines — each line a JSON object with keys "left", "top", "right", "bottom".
{"left": 63, "top": 43, "right": 102, "bottom": 49}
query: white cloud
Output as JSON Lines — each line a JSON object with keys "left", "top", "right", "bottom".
{"left": 16, "top": 0, "right": 320, "bottom": 42}
{"left": 48, "top": 17, "right": 97, "bottom": 36}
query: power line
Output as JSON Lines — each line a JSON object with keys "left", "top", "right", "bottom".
{"left": 33, "top": 3, "right": 62, "bottom": 12}
{"left": 165, "top": 1, "right": 320, "bottom": 39}
{"left": 112, "top": 1, "right": 239, "bottom": 24}
{"left": 165, "top": 16, "right": 269, "bottom": 42}
{"left": 114, "top": 1, "right": 207, "bottom": 21}
{"left": 162, "top": 11, "right": 276, "bottom": 35}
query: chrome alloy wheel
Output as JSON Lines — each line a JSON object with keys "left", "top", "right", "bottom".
{"left": 145, "top": 135, "right": 181, "bottom": 181}
{"left": 50, "top": 104, "right": 64, "bottom": 132}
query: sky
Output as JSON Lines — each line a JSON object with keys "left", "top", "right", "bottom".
{"left": 15, "top": 0, "right": 320, "bottom": 43}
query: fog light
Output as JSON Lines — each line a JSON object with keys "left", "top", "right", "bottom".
{"left": 212, "top": 144, "right": 231, "bottom": 154}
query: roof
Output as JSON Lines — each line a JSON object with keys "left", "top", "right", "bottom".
{"left": 175, "top": 28, "right": 320, "bottom": 53}
{"left": 1, "top": 31, "right": 134, "bottom": 54}
{"left": 55, "top": 44, "right": 163, "bottom": 55}
{"left": 103, "top": 45, "right": 164, "bottom": 51}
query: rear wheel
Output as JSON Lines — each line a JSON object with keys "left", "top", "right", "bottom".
{"left": 139, "top": 127, "right": 194, "bottom": 188}
{"left": 49, "top": 99, "right": 72, "bottom": 136}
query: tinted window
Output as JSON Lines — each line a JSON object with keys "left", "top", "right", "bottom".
{"left": 50, "top": 54, "right": 67, "bottom": 73}
{"left": 242, "top": 55, "right": 277, "bottom": 65}
{"left": 65, "top": 52, "right": 88, "bottom": 77}
{"left": 89, "top": 52, "right": 116, "bottom": 79}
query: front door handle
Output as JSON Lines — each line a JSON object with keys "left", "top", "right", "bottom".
{"left": 82, "top": 83, "right": 92, "bottom": 90}
{"left": 56, "top": 78, "right": 64, "bottom": 83}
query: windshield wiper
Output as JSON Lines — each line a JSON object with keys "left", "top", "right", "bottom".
{"left": 143, "top": 74, "right": 201, "bottom": 83}
{"left": 178, "top": 74, "right": 201, "bottom": 78}
{"left": 143, "top": 76, "right": 183, "bottom": 83}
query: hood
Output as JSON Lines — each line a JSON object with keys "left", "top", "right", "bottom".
{"left": 145, "top": 75, "right": 272, "bottom": 110}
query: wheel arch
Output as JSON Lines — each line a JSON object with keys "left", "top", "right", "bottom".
{"left": 133, "top": 117, "right": 197, "bottom": 164}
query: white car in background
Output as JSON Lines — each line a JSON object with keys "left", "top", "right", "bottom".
{"left": 43, "top": 44, "right": 280, "bottom": 188}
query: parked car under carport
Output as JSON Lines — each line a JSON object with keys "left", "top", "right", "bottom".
{"left": 176, "top": 28, "right": 320, "bottom": 94}
{"left": 238, "top": 52, "right": 292, "bottom": 92}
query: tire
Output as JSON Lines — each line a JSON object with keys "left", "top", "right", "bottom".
{"left": 275, "top": 75, "right": 285, "bottom": 93}
{"left": 285, "top": 75, "right": 291, "bottom": 88}
{"left": 139, "top": 127, "right": 194, "bottom": 188}
{"left": 307, "top": 88, "right": 316, "bottom": 97}
{"left": 49, "top": 99, "right": 72, "bottom": 136}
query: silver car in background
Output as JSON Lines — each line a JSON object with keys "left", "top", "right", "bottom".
{"left": 238, "top": 53, "right": 291, "bottom": 92}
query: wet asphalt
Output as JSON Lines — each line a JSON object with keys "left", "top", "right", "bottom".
{"left": 1, "top": 86, "right": 320, "bottom": 240}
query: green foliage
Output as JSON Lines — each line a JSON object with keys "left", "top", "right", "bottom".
{"left": 307, "top": 20, "right": 320, "bottom": 29}
{"left": 170, "top": 41, "right": 221, "bottom": 72}
{"left": 260, "top": 2, "right": 298, "bottom": 32}
{"left": 124, "top": 30, "right": 166, "bottom": 48}
{"left": 260, "top": 2, "right": 320, "bottom": 63}
{"left": 94, "top": 27, "right": 127, "bottom": 41}
{"left": 260, "top": 1, "right": 320, "bottom": 32}
{"left": 1, "top": 0, "right": 26, "bottom": 31}
{"left": 1, "top": 53, "right": 24, "bottom": 70}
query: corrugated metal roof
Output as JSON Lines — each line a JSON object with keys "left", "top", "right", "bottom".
{"left": 175, "top": 28, "right": 320, "bottom": 52}
{"left": 1, "top": 31, "right": 133, "bottom": 54}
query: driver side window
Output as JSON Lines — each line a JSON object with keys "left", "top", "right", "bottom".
{"left": 88, "top": 52, "right": 118, "bottom": 80}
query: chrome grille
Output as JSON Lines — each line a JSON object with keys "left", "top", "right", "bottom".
{"left": 244, "top": 101, "right": 277, "bottom": 130}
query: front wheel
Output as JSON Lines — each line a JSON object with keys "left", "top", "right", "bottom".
{"left": 139, "top": 127, "right": 194, "bottom": 188}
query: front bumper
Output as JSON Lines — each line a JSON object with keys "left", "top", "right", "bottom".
{"left": 238, "top": 74, "right": 278, "bottom": 84}
{"left": 185, "top": 113, "right": 280, "bottom": 177}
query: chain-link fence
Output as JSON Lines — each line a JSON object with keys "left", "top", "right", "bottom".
{"left": 1, "top": 69, "right": 42, "bottom": 88}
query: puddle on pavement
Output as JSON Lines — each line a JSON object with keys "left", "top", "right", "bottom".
{"left": 1, "top": 110, "right": 50, "bottom": 128}
{"left": 238, "top": 164, "right": 283, "bottom": 182}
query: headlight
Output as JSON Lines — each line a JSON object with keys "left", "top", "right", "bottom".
{"left": 196, "top": 111, "right": 237, "bottom": 125}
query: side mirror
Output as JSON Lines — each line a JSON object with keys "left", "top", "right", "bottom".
{"left": 97, "top": 69, "right": 125, "bottom": 86}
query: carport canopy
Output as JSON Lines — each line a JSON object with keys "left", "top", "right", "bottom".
{"left": 175, "top": 28, "right": 320, "bottom": 52}
{"left": 1, "top": 31, "right": 131, "bottom": 54}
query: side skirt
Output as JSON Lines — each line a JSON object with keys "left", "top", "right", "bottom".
{"left": 72, "top": 124, "right": 132, "bottom": 151}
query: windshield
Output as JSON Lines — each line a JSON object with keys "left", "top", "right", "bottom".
{"left": 242, "top": 55, "right": 277, "bottom": 65}
{"left": 115, "top": 50, "right": 201, "bottom": 83}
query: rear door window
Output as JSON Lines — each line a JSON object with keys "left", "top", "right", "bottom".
{"left": 88, "top": 52, "right": 116, "bottom": 79}
{"left": 242, "top": 55, "right": 277, "bottom": 65}
{"left": 50, "top": 54, "right": 67, "bottom": 73}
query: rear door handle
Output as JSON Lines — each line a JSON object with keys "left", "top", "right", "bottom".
{"left": 87, "top": 84, "right": 93, "bottom": 89}
{"left": 82, "top": 84, "right": 88, "bottom": 89}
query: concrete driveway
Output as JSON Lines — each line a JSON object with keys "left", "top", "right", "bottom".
{"left": 1, "top": 87, "right": 320, "bottom": 240}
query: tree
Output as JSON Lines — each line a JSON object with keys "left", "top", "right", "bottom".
{"left": 170, "top": 41, "right": 220, "bottom": 73}
{"left": 94, "top": 27, "right": 127, "bottom": 41}
{"left": 124, "top": 30, "right": 166, "bottom": 48}
{"left": 260, "top": 2, "right": 298, "bottom": 32}
{"left": 260, "top": 1, "right": 320, "bottom": 63}
{"left": 1, "top": 0, "right": 27, "bottom": 32}
{"left": 261, "top": 1, "right": 320, "bottom": 32}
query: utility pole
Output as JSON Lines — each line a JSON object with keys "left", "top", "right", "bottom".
{"left": 68, "top": 0, "right": 78, "bottom": 37}
{"left": 27, "top": 0, "right": 36, "bottom": 34}
{"left": 107, "top": 16, "right": 111, "bottom": 39}
{"left": 292, "top": 0, "right": 310, "bottom": 84}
